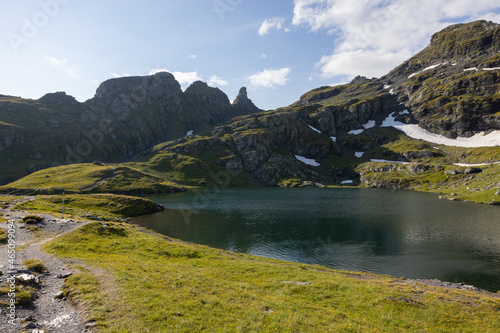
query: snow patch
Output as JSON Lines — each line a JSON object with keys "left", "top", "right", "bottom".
{"left": 389, "top": 89, "right": 395, "bottom": 95}
{"left": 330, "top": 137, "right": 337, "bottom": 142}
{"left": 355, "top": 152, "right": 364, "bottom": 158}
{"left": 341, "top": 180, "right": 354, "bottom": 184}
{"left": 370, "top": 159, "right": 410, "bottom": 165}
{"left": 483, "top": 67, "right": 500, "bottom": 71}
{"left": 348, "top": 129, "right": 364, "bottom": 135}
{"left": 363, "top": 120, "right": 376, "bottom": 129}
{"left": 383, "top": 85, "right": 391, "bottom": 90}
{"left": 400, "top": 109, "right": 409, "bottom": 115}
{"left": 295, "top": 155, "right": 320, "bottom": 167}
{"left": 408, "top": 64, "right": 443, "bottom": 78}
{"left": 186, "top": 130, "right": 194, "bottom": 136}
{"left": 464, "top": 67, "right": 478, "bottom": 72}
{"left": 308, "top": 125, "right": 321, "bottom": 134}
{"left": 453, "top": 161, "right": 500, "bottom": 167}
{"left": 381, "top": 112, "right": 500, "bottom": 147}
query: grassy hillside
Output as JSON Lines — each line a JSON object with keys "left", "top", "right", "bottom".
{"left": 42, "top": 222, "right": 500, "bottom": 332}
{"left": 3, "top": 127, "right": 500, "bottom": 204}
{"left": 13, "top": 194, "right": 164, "bottom": 221}
{"left": 0, "top": 162, "right": 184, "bottom": 195}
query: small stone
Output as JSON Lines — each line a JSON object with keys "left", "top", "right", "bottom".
{"left": 22, "top": 315, "right": 34, "bottom": 322}
{"left": 495, "top": 189, "right": 500, "bottom": 196}
{"left": 54, "top": 291, "right": 65, "bottom": 299}
{"left": 25, "top": 322, "right": 37, "bottom": 329}
{"left": 85, "top": 321, "right": 96, "bottom": 329}
{"left": 57, "top": 272, "right": 73, "bottom": 279}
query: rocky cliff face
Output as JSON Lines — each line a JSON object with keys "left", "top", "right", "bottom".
{"left": 232, "top": 87, "right": 264, "bottom": 115}
{"left": 0, "top": 73, "right": 262, "bottom": 183}
{"left": 146, "top": 109, "right": 342, "bottom": 186}
{"left": 383, "top": 20, "right": 500, "bottom": 137}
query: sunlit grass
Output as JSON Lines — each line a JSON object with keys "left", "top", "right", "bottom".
{"left": 43, "top": 222, "right": 500, "bottom": 332}
{"left": 14, "top": 194, "right": 163, "bottom": 221}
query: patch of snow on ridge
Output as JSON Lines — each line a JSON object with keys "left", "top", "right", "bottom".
{"left": 355, "top": 152, "right": 364, "bottom": 158}
{"left": 295, "top": 155, "right": 320, "bottom": 167}
{"left": 308, "top": 125, "right": 321, "bottom": 134}
{"left": 408, "top": 64, "right": 443, "bottom": 78}
{"left": 464, "top": 67, "right": 478, "bottom": 72}
{"left": 330, "top": 137, "right": 337, "bottom": 142}
{"left": 381, "top": 112, "right": 500, "bottom": 147}
{"left": 186, "top": 130, "right": 194, "bottom": 136}
{"left": 483, "top": 67, "right": 500, "bottom": 71}
{"left": 389, "top": 89, "right": 395, "bottom": 95}
{"left": 341, "top": 180, "right": 354, "bottom": 184}
{"left": 348, "top": 129, "right": 364, "bottom": 135}
{"left": 363, "top": 120, "right": 376, "bottom": 129}
{"left": 383, "top": 85, "right": 391, "bottom": 90}
{"left": 453, "top": 161, "right": 500, "bottom": 167}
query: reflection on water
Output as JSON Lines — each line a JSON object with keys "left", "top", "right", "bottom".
{"left": 133, "top": 188, "right": 500, "bottom": 292}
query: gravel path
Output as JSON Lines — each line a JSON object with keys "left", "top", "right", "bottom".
{"left": 0, "top": 197, "right": 91, "bottom": 333}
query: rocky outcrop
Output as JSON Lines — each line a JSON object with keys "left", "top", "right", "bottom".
{"left": 232, "top": 87, "right": 263, "bottom": 115}
{"left": 147, "top": 110, "right": 342, "bottom": 186}
{"left": 383, "top": 20, "right": 500, "bottom": 137}
{"left": 0, "top": 73, "right": 264, "bottom": 183}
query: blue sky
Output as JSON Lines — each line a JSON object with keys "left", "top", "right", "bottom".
{"left": 1, "top": 0, "right": 500, "bottom": 110}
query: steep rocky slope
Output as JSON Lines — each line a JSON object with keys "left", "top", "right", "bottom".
{"left": 0, "top": 73, "right": 260, "bottom": 184}
{"left": 382, "top": 20, "right": 500, "bottom": 137}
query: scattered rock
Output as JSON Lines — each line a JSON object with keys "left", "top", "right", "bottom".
{"left": 57, "top": 272, "right": 73, "bottom": 279}
{"left": 54, "top": 291, "right": 65, "bottom": 299}
{"left": 495, "top": 189, "right": 500, "bottom": 196}
{"left": 25, "top": 322, "right": 38, "bottom": 329}
{"left": 22, "top": 315, "right": 34, "bottom": 322}
{"left": 85, "top": 321, "right": 97, "bottom": 329}
{"left": 264, "top": 306, "right": 275, "bottom": 313}
{"left": 15, "top": 273, "right": 40, "bottom": 287}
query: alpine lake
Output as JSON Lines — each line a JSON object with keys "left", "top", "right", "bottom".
{"left": 133, "top": 188, "right": 500, "bottom": 292}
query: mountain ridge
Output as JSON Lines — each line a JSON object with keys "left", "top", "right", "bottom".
{"left": 0, "top": 72, "right": 261, "bottom": 184}
{"left": 1, "top": 20, "right": 500, "bottom": 204}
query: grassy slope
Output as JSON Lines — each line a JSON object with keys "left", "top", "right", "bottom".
{"left": 43, "top": 222, "right": 500, "bottom": 333}
{"left": 3, "top": 129, "right": 500, "bottom": 204}
{"left": 0, "top": 163, "right": 184, "bottom": 195}
{"left": 353, "top": 129, "right": 500, "bottom": 204}
{"left": 13, "top": 194, "right": 164, "bottom": 221}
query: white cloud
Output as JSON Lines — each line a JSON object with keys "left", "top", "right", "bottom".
{"left": 259, "top": 53, "right": 268, "bottom": 59}
{"left": 189, "top": 54, "right": 197, "bottom": 59}
{"left": 248, "top": 68, "right": 291, "bottom": 88}
{"left": 45, "top": 56, "right": 67, "bottom": 67}
{"left": 208, "top": 75, "right": 228, "bottom": 87}
{"left": 149, "top": 69, "right": 202, "bottom": 85}
{"left": 258, "top": 17, "right": 287, "bottom": 36}
{"left": 45, "top": 55, "right": 79, "bottom": 79}
{"left": 292, "top": 0, "right": 500, "bottom": 78}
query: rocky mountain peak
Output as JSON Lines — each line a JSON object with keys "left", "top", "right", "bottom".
{"left": 38, "top": 92, "right": 79, "bottom": 105}
{"left": 93, "top": 72, "right": 183, "bottom": 106}
{"left": 232, "top": 86, "right": 263, "bottom": 115}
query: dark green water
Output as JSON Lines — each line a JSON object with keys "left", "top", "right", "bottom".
{"left": 133, "top": 188, "right": 500, "bottom": 292}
